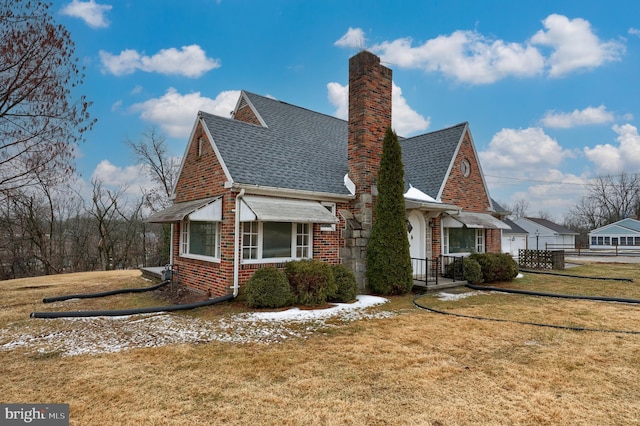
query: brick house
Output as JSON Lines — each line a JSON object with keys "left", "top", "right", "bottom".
{"left": 148, "top": 50, "right": 509, "bottom": 297}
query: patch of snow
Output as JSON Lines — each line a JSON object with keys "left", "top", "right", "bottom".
{"left": 404, "top": 185, "right": 436, "bottom": 202}
{"left": 242, "top": 295, "right": 388, "bottom": 322}
{"left": 0, "top": 295, "right": 392, "bottom": 357}
{"left": 436, "top": 291, "right": 486, "bottom": 301}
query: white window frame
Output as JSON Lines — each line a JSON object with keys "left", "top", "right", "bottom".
{"left": 180, "top": 219, "right": 221, "bottom": 262}
{"left": 241, "top": 221, "right": 312, "bottom": 263}
{"left": 476, "top": 229, "right": 485, "bottom": 253}
{"left": 320, "top": 202, "right": 337, "bottom": 231}
{"left": 443, "top": 227, "right": 486, "bottom": 255}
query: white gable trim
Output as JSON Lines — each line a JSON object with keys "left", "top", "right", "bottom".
{"left": 436, "top": 123, "right": 467, "bottom": 201}
{"left": 200, "top": 117, "right": 233, "bottom": 182}
{"left": 171, "top": 117, "right": 201, "bottom": 198}
{"left": 436, "top": 123, "right": 493, "bottom": 208}
{"left": 171, "top": 114, "right": 233, "bottom": 197}
{"left": 233, "top": 90, "right": 268, "bottom": 128}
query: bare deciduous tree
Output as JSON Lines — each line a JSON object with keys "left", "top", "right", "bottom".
{"left": 567, "top": 173, "right": 640, "bottom": 229}
{"left": 505, "top": 199, "right": 529, "bottom": 220}
{"left": 0, "top": 0, "right": 95, "bottom": 191}
{"left": 126, "top": 127, "right": 181, "bottom": 266}
{"left": 125, "top": 127, "right": 179, "bottom": 210}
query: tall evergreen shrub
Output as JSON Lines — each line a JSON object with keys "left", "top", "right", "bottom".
{"left": 366, "top": 127, "right": 413, "bottom": 295}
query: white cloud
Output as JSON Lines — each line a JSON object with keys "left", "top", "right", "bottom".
{"left": 584, "top": 124, "right": 640, "bottom": 174}
{"left": 630, "top": 28, "right": 640, "bottom": 37}
{"left": 61, "top": 0, "right": 112, "bottom": 28}
{"left": 131, "top": 88, "right": 240, "bottom": 138}
{"left": 326, "top": 82, "right": 429, "bottom": 136}
{"left": 335, "top": 27, "right": 366, "bottom": 48}
{"left": 337, "top": 15, "right": 623, "bottom": 84}
{"left": 92, "top": 160, "right": 152, "bottom": 190}
{"left": 371, "top": 31, "right": 544, "bottom": 84}
{"left": 541, "top": 105, "right": 615, "bottom": 128}
{"left": 391, "top": 83, "right": 430, "bottom": 135}
{"left": 326, "top": 82, "right": 348, "bottom": 119}
{"left": 530, "top": 14, "right": 624, "bottom": 77}
{"left": 99, "top": 45, "right": 220, "bottom": 78}
{"left": 479, "top": 127, "right": 573, "bottom": 174}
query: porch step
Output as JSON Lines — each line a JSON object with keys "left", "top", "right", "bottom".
{"left": 412, "top": 277, "right": 466, "bottom": 292}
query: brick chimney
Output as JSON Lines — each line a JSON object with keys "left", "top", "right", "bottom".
{"left": 342, "top": 51, "right": 392, "bottom": 290}
{"left": 348, "top": 50, "right": 393, "bottom": 213}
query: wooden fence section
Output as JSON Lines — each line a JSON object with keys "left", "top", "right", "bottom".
{"left": 518, "top": 249, "right": 565, "bottom": 270}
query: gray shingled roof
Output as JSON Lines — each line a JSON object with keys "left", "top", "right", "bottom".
{"left": 199, "top": 91, "right": 468, "bottom": 199}
{"left": 502, "top": 218, "right": 527, "bottom": 234}
{"left": 401, "top": 123, "right": 467, "bottom": 199}
{"left": 491, "top": 198, "right": 510, "bottom": 215}
{"left": 524, "top": 217, "right": 578, "bottom": 235}
{"left": 200, "top": 92, "right": 349, "bottom": 195}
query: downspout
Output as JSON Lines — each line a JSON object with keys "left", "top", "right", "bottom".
{"left": 233, "top": 189, "right": 245, "bottom": 297}
{"left": 170, "top": 223, "right": 174, "bottom": 267}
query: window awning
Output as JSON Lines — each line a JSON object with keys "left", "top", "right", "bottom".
{"left": 442, "top": 212, "right": 511, "bottom": 230}
{"left": 145, "top": 196, "right": 222, "bottom": 223}
{"left": 240, "top": 195, "right": 339, "bottom": 223}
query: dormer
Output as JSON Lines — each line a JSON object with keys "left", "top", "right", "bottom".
{"left": 232, "top": 90, "right": 267, "bottom": 127}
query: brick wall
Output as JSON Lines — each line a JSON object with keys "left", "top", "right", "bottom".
{"left": 172, "top": 127, "right": 346, "bottom": 295}
{"left": 234, "top": 98, "right": 261, "bottom": 125}
{"left": 174, "top": 122, "right": 228, "bottom": 203}
{"left": 440, "top": 129, "right": 502, "bottom": 254}
{"left": 440, "top": 131, "right": 491, "bottom": 212}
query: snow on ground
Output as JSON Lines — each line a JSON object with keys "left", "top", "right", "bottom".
{"left": 436, "top": 291, "right": 486, "bottom": 301}
{"left": 0, "top": 296, "right": 392, "bottom": 357}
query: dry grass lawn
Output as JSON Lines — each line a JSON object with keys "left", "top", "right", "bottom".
{"left": 1, "top": 263, "right": 640, "bottom": 425}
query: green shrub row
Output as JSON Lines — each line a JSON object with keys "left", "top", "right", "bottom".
{"left": 466, "top": 253, "right": 519, "bottom": 284}
{"left": 244, "top": 260, "right": 358, "bottom": 309}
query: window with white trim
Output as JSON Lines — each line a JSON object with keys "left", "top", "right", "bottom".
{"left": 444, "top": 228, "right": 485, "bottom": 254}
{"left": 242, "top": 222, "right": 312, "bottom": 261}
{"left": 180, "top": 220, "right": 221, "bottom": 260}
{"left": 476, "top": 229, "right": 485, "bottom": 253}
{"left": 242, "top": 222, "right": 259, "bottom": 260}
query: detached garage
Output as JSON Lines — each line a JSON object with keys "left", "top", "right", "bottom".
{"left": 501, "top": 218, "right": 527, "bottom": 259}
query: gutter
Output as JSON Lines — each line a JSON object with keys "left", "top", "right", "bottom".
{"left": 232, "top": 188, "right": 245, "bottom": 297}
{"left": 225, "top": 182, "right": 354, "bottom": 202}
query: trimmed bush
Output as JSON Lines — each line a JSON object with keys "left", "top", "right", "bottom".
{"left": 245, "top": 267, "right": 293, "bottom": 309}
{"left": 469, "top": 253, "right": 518, "bottom": 283}
{"left": 285, "top": 259, "right": 337, "bottom": 306}
{"left": 463, "top": 258, "right": 483, "bottom": 284}
{"left": 444, "top": 259, "right": 464, "bottom": 280}
{"left": 330, "top": 264, "right": 358, "bottom": 303}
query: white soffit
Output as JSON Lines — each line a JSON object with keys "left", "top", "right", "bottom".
{"left": 240, "top": 195, "right": 339, "bottom": 223}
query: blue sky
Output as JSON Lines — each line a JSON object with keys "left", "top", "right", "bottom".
{"left": 54, "top": 0, "right": 640, "bottom": 220}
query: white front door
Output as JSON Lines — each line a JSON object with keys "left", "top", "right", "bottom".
{"left": 407, "top": 211, "right": 425, "bottom": 259}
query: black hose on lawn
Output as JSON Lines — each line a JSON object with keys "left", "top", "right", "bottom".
{"left": 519, "top": 269, "right": 633, "bottom": 282}
{"left": 42, "top": 280, "right": 171, "bottom": 303}
{"left": 412, "top": 295, "right": 640, "bottom": 335}
{"left": 30, "top": 294, "right": 234, "bottom": 319}
{"left": 465, "top": 283, "right": 640, "bottom": 304}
